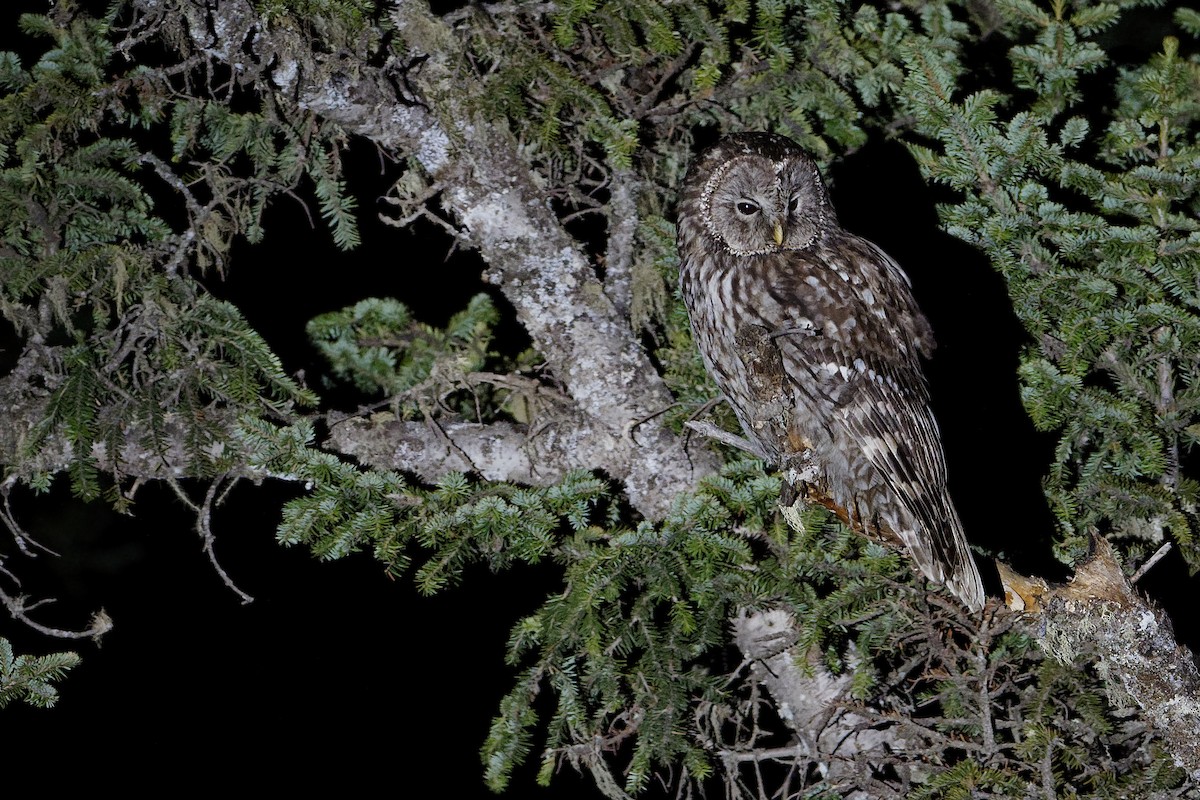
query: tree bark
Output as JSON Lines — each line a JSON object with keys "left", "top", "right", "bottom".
{"left": 1000, "top": 538, "right": 1200, "bottom": 778}
{"left": 183, "top": 0, "right": 721, "bottom": 518}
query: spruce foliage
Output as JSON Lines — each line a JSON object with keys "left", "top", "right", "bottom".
{"left": 901, "top": 2, "right": 1200, "bottom": 569}
{"left": 0, "top": 638, "right": 79, "bottom": 709}
{"left": 2, "top": 1, "right": 1199, "bottom": 797}
{"left": 306, "top": 294, "right": 501, "bottom": 405}
{"left": 0, "top": 2, "right": 349, "bottom": 507}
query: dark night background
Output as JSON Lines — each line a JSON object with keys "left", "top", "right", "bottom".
{"left": 2, "top": 2, "right": 1196, "bottom": 793}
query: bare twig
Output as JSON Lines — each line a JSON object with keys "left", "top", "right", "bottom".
{"left": 0, "top": 476, "right": 60, "bottom": 558}
{"left": 1131, "top": 541, "right": 1172, "bottom": 584}
{"left": 167, "top": 476, "right": 254, "bottom": 604}
{"left": 684, "top": 420, "right": 764, "bottom": 459}
{"left": 0, "top": 585, "right": 112, "bottom": 641}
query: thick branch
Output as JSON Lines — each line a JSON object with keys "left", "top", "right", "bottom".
{"left": 144, "top": 0, "right": 716, "bottom": 515}
{"left": 240, "top": 0, "right": 720, "bottom": 517}
{"left": 326, "top": 414, "right": 627, "bottom": 487}
{"left": 0, "top": 370, "right": 600, "bottom": 493}
{"left": 999, "top": 537, "right": 1200, "bottom": 778}
{"left": 732, "top": 607, "right": 910, "bottom": 792}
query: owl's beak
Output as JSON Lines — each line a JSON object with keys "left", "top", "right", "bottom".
{"left": 772, "top": 222, "right": 784, "bottom": 246}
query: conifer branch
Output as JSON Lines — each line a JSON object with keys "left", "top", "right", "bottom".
{"left": 731, "top": 608, "right": 911, "bottom": 774}
{"left": 2, "top": 361, "right": 631, "bottom": 512}
{"left": 4, "top": 2, "right": 1198, "bottom": 795}
{"left": 326, "top": 414, "right": 628, "bottom": 488}
{"left": 181, "top": 0, "right": 723, "bottom": 517}
{"left": 0, "top": 636, "right": 81, "bottom": 708}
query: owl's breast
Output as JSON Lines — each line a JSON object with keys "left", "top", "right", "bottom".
{"left": 679, "top": 251, "right": 824, "bottom": 457}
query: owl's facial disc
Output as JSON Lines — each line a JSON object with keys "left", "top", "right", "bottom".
{"left": 700, "top": 154, "right": 826, "bottom": 256}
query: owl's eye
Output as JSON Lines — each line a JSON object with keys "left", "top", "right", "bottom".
{"left": 735, "top": 200, "right": 760, "bottom": 216}
{"left": 787, "top": 195, "right": 801, "bottom": 215}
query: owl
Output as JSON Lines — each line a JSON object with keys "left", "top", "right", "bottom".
{"left": 676, "top": 132, "right": 985, "bottom": 612}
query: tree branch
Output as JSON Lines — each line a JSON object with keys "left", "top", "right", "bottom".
{"left": 325, "top": 413, "right": 628, "bottom": 487}
{"left": 731, "top": 607, "right": 911, "bottom": 794}
{"left": 221, "top": 0, "right": 723, "bottom": 517}
{"left": 603, "top": 167, "right": 639, "bottom": 319}
{"left": 999, "top": 537, "right": 1200, "bottom": 778}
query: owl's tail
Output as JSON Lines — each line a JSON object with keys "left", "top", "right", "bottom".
{"left": 834, "top": 391, "right": 987, "bottom": 613}
{"left": 910, "top": 498, "right": 986, "bottom": 613}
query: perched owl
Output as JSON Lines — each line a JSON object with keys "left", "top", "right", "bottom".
{"left": 676, "top": 132, "right": 984, "bottom": 612}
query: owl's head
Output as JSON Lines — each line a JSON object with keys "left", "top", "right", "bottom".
{"left": 687, "top": 133, "right": 832, "bottom": 257}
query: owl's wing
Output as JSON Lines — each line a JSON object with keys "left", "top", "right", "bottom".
{"left": 776, "top": 332, "right": 986, "bottom": 613}
{"left": 837, "top": 357, "right": 984, "bottom": 612}
{"left": 856, "top": 238, "right": 937, "bottom": 361}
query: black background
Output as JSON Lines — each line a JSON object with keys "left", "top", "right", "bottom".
{"left": 2, "top": 2, "right": 1196, "bottom": 794}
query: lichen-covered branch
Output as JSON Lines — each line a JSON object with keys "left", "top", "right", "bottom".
{"left": 0, "top": 365, "right": 613, "bottom": 495}
{"left": 163, "top": 0, "right": 719, "bottom": 518}
{"left": 731, "top": 608, "right": 910, "bottom": 789}
{"left": 326, "top": 413, "right": 636, "bottom": 487}
{"left": 603, "top": 168, "right": 640, "bottom": 320}
{"left": 1000, "top": 538, "right": 1200, "bottom": 778}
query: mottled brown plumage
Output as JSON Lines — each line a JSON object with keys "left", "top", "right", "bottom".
{"left": 677, "top": 132, "right": 984, "bottom": 612}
